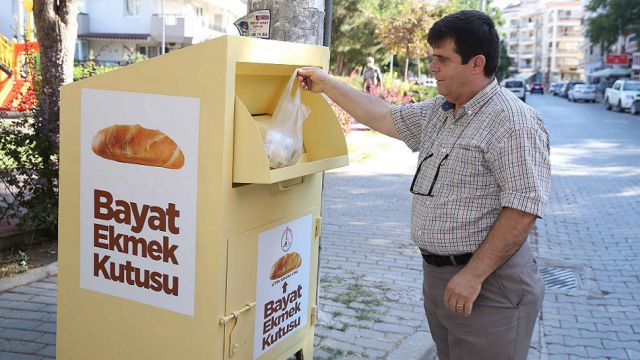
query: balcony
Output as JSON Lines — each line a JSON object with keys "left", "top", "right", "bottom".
{"left": 150, "top": 14, "right": 198, "bottom": 44}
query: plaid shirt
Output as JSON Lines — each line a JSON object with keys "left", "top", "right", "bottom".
{"left": 392, "top": 79, "right": 551, "bottom": 255}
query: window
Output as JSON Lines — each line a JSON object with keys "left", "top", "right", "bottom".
{"left": 195, "top": 6, "right": 204, "bottom": 18}
{"left": 125, "top": 0, "right": 141, "bottom": 16}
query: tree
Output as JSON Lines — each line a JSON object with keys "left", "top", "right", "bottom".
{"left": 0, "top": 0, "right": 78, "bottom": 234}
{"left": 247, "top": 0, "right": 324, "bottom": 45}
{"left": 496, "top": 40, "right": 512, "bottom": 81}
{"left": 330, "top": 0, "right": 386, "bottom": 76}
{"left": 33, "top": 0, "right": 78, "bottom": 130}
{"left": 375, "top": 0, "right": 448, "bottom": 82}
{"left": 586, "top": 0, "right": 640, "bottom": 50}
{"left": 451, "top": 0, "right": 504, "bottom": 27}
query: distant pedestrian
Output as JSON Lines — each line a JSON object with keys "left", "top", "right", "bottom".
{"left": 297, "top": 10, "right": 550, "bottom": 360}
{"left": 362, "top": 56, "right": 383, "bottom": 95}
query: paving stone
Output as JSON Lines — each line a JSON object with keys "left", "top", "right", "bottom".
{"left": 0, "top": 328, "right": 42, "bottom": 341}
{"left": 33, "top": 333, "right": 56, "bottom": 346}
{"left": 34, "top": 323, "right": 56, "bottom": 334}
{"left": 0, "top": 319, "right": 42, "bottom": 331}
{"left": 0, "top": 352, "right": 43, "bottom": 360}
{"left": 0, "top": 340, "right": 46, "bottom": 354}
{"left": 36, "top": 345, "right": 56, "bottom": 357}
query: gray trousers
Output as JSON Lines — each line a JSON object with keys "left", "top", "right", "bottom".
{"left": 422, "top": 243, "right": 544, "bottom": 360}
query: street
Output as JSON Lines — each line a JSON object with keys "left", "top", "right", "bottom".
{"left": 524, "top": 94, "right": 640, "bottom": 359}
{"left": 1, "top": 93, "right": 639, "bottom": 359}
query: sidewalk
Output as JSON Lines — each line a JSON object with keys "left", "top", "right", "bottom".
{"left": 0, "top": 131, "right": 435, "bottom": 360}
{"left": 5, "top": 123, "right": 637, "bottom": 359}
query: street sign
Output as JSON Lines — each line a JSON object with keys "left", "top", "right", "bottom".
{"left": 606, "top": 54, "right": 629, "bottom": 65}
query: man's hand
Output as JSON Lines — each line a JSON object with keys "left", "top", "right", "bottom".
{"left": 443, "top": 207, "right": 537, "bottom": 317}
{"left": 444, "top": 269, "right": 482, "bottom": 317}
{"left": 296, "top": 67, "right": 331, "bottom": 94}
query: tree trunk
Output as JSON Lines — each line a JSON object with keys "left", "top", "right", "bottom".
{"left": 404, "top": 56, "right": 410, "bottom": 83}
{"left": 33, "top": 0, "right": 78, "bottom": 142}
{"left": 248, "top": 0, "right": 325, "bottom": 45}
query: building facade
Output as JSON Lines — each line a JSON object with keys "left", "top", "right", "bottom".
{"left": 75, "top": 0, "right": 247, "bottom": 64}
{"left": 502, "top": 0, "right": 584, "bottom": 84}
{"left": 0, "top": 0, "right": 247, "bottom": 65}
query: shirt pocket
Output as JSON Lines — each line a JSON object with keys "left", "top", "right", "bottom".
{"left": 438, "top": 143, "right": 495, "bottom": 195}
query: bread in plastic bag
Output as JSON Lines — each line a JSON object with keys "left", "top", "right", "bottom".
{"left": 264, "top": 71, "right": 311, "bottom": 168}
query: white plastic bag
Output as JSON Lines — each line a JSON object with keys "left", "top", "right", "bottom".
{"left": 264, "top": 72, "right": 311, "bottom": 168}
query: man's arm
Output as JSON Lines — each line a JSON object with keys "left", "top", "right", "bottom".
{"left": 443, "top": 207, "right": 537, "bottom": 316}
{"left": 297, "top": 67, "right": 400, "bottom": 139}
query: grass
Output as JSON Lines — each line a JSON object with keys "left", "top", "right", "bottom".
{"left": 346, "top": 131, "right": 393, "bottom": 164}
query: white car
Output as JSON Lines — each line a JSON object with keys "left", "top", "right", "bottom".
{"left": 424, "top": 78, "right": 437, "bottom": 87}
{"left": 568, "top": 84, "right": 597, "bottom": 103}
{"left": 501, "top": 79, "right": 526, "bottom": 101}
{"left": 604, "top": 80, "right": 640, "bottom": 112}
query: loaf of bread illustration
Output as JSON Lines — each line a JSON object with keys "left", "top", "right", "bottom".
{"left": 91, "top": 124, "right": 184, "bottom": 169}
{"left": 270, "top": 252, "right": 302, "bottom": 280}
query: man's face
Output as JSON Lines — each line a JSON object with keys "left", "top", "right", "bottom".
{"left": 429, "top": 38, "right": 475, "bottom": 102}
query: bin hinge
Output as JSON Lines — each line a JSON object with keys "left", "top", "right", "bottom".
{"left": 219, "top": 302, "right": 256, "bottom": 325}
{"left": 314, "top": 217, "right": 322, "bottom": 238}
{"left": 310, "top": 305, "right": 318, "bottom": 326}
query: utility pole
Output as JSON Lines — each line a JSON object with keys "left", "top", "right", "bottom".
{"left": 162, "top": 0, "right": 165, "bottom": 54}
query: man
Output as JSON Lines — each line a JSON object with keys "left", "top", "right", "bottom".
{"left": 362, "top": 56, "right": 383, "bottom": 95}
{"left": 297, "top": 10, "right": 550, "bottom": 360}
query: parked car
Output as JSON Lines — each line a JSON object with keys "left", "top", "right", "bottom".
{"left": 560, "top": 81, "right": 584, "bottom": 98}
{"left": 632, "top": 98, "right": 640, "bottom": 115}
{"left": 604, "top": 80, "right": 640, "bottom": 112}
{"left": 568, "top": 84, "right": 597, "bottom": 102}
{"left": 424, "top": 78, "right": 437, "bottom": 87}
{"left": 501, "top": 79, "right": 526, "bottom": 101}
{"left": 530, "top": 82, "right": 544, "bottom": 94}
{"left": 549, "top": 82, "right": 563, "bottom": 96}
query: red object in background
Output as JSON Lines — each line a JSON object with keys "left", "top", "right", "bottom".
{"left": 606, "top": 54, "right": 629, "bottom": 65}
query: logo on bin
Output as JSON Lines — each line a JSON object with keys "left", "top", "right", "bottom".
{"left": 281, "top": 227, "right": 293, "bottom": 252}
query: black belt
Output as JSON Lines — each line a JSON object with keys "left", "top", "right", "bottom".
{"left": 421, "top": 252, "right": 473, "bottom": 267}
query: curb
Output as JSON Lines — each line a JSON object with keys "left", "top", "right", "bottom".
{"left": 0, "top": 261, "right": 58, "bottom": 293}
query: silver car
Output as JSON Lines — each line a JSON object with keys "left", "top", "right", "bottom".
{"left": 501, "top": 79, "right": 526, "bottom": 102}
{"left": 568, "top": 84, "right": 597, "bottom": 103}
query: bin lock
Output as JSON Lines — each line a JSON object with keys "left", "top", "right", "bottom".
{"left": 220, "top": 302, "right": 256, "bottom": 358}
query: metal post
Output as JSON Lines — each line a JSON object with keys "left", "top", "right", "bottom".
{"left": 323, "top": 0, "right": 333, "bottom": 47}
{"left": 162, "top": 0, "right": 166, "bottom": 55}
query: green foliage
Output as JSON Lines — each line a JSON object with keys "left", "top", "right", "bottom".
{"left": 0, "top": 41, "right": 56, "bottom": 234}
{"left": 73, "top": 50, "right": 119, "bottom": 81}
{"left": 0, "top": 114, "right": 59, "bottom": 234}
{"left": 451, "top": 0, "right": 505, "bottom": 26}
{"left": 496, "top": 40, "right": 512, "bottom": 81}
{"left": 330, "top": 0, "right": 387, "bottom": 75}
{"left": 586, "top": 0, "right": 640, "bottom": 49}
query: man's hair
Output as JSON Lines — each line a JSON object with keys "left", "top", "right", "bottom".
{"left": 427, "top": 10, "right": 500, "bottom": 77}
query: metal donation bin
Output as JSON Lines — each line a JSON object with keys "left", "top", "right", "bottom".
{"left": 58, "top": 35, "right": 348, "bottom": 359}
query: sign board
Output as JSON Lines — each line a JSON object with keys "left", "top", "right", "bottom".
{"left": 606, "top": 54, "right": 629, "bottom": 65}
{"left": 79, "top": 89, "right": 200, "bottom": 316}
{"left": 234, "top": 10, "right": 271, "bottom": 39}
{"left": 253, "top": 214, "right": 312, "bottom": 358}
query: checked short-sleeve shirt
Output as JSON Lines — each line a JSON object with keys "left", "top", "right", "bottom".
{"left": 392, "top": 79, "right": 551, "bottom": 255}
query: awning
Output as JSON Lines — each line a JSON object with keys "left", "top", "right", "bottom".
{"left": 588, "top": 67, "right": 631, "bottom": 78}
{"left": 513, "top": 72, "right": 536, "bottom": 80}
{"left": 78, "top": 33, "right": 151, "bottom": 41}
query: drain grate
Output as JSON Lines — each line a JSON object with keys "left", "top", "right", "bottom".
{"left": 539, "top": 267, "right": 579, "bottom": 290}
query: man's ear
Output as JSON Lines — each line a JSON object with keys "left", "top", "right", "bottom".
{"left": 472, "top": 55, "right": 486, "bottom": 75}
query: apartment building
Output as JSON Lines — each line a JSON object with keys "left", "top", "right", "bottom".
{"left": 502, "top": 0, "right": 584, "bottom": 84}
{"left": 75, "top": 0, "right": 247, "bottom": 64}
